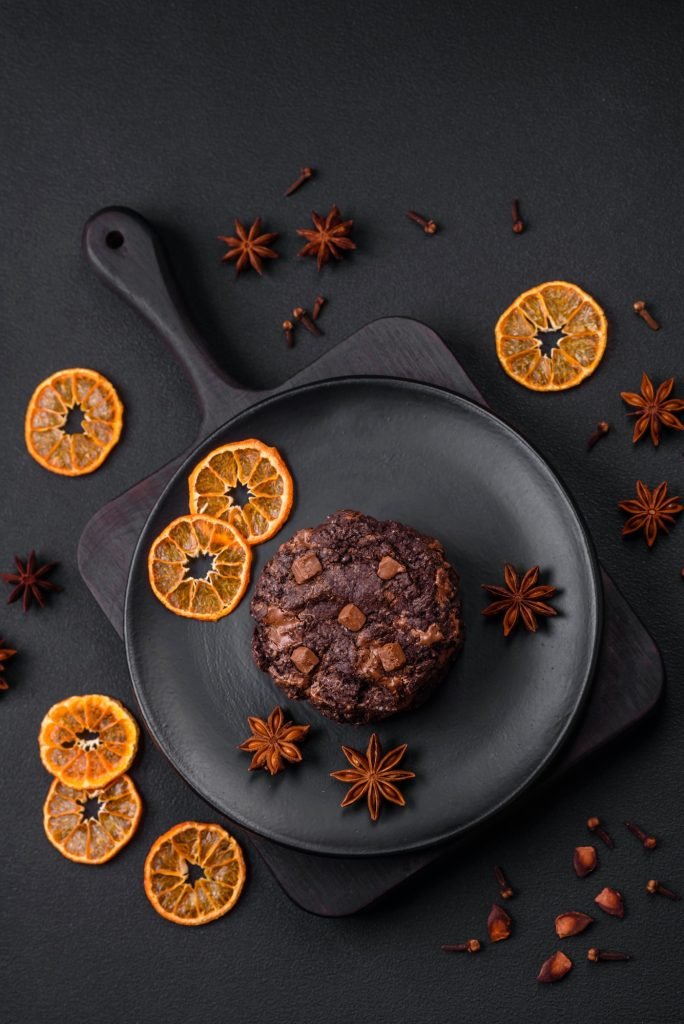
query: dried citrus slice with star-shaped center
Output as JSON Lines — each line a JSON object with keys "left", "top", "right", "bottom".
{"left": 188, "top": 439, "right": 293, "bottom": 545}
{"left": 43, "top": 773, "right": 142, "bottom": 864}
{"left": 25, "top": 368, "right": 123, "bottom": 475}
{"left": 144, "top": 821, "right": 246, "bottom": 926}
{"left": 148, "top": 514, "right": 251, "bottom": 620}
{"left": 39, "top": 694, "right": 139, "bottom": 789}
{"left": 495, "top": 282, "right": 607, "bottom": 391}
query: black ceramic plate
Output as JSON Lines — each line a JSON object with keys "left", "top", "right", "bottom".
{"left": 126, "top": 378, "right": 601, "bottom": 857}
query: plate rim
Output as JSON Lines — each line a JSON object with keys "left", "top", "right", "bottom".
{"left": 125, "top": 376, "right": 603, "bottom": 857}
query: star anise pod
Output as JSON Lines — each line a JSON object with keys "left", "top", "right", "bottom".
{"left": 0, "top": 640, "right": 17, "bottom": 690}
{"left": 218, "top": 217, "right": 279, "bottom": 275}
{"left": 330, "top": 733, "right": 415, "bottom": 822}
{"left": 618, "top": 480, "right": 683, "bottom": 548}
{"left": 1, "top": 551, "right": 61, "bottom": 612}
{"left": 620, "top": 372, "right": 684, "bottom": 447}
{"left": 296, "top": 204, "right": 356, "bottom": 270}
{"left": 481, "top": 564, "right": 557, "bottom": 636}
{"left": 238, "top": 706, "right": 310, "bottom": 775}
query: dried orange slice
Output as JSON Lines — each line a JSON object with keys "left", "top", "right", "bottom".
{"left": 43, "top": 774, "right": 142, "bottom": 864}
{"left": 495, "top": 282, "right": 607, "bottom": 391}
{"left": 188, "top": 439, "right": 293, "bottom": 544}
{"left": 148, "top": 514, "right": 251, "bottom": 620}
{"left": 144, "top": 821, "right": 246, "bottom": 926}
{"left": 25, "top": 368, "right": 123, "bottom": 475}
{"left": 39, "top": 694, "right": 139, "bottom": 789}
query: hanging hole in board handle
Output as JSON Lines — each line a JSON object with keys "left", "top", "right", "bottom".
{"left": 83, "top": 206, "right": 241, "bottom": 415}
{"left": 106, "top": 230, "right": 124, "bottom": 249}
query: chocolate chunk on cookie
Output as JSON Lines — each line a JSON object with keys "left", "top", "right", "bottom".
{"left": 291, "top": 552, "right": 323, "bottom": 583}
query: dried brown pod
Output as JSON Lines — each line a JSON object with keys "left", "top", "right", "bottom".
{"left": 481, "top": 564, "right": 557, "bottom": 636}
{"left": 1, "top": 551, "right": 61, "bottom": 612}
{"left": 238, "top": 707, "right": 310, "bottom": 775}
{"left": 555, "top": 911, "right": 594, "bottom": 938}
{"left": 218, "top": 218, "right": 279, "bottom": 275}
{"left": 594, "top": 887, "right": 624, "bottom": 918}
{"left": 537, "top": 950, "right": 573, "bottom": 983}
{"left": 618, "top": 481, "right": 683, "bottom": 548}
{"left": 573, "top": 845, "right": 598, "bottom": 877}
{"left": 330, "top": 733, "right": 415, "bottom": 822}
{"left": 297, "top": 205, "right": 356, "bottom": 270}
{"left": 487, "top": 903, "right": 512, "bottom": 942}
{"left": 620, "top": 373, "right": 684, "bottom": 447}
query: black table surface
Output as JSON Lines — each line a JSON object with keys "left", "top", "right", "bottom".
{"left": 2, "top": 3, "right": 683, "bottom": 1022}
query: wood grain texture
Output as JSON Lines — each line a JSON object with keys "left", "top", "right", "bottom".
{"left": 78, "top": 207, "right": 663, "bottom": 915}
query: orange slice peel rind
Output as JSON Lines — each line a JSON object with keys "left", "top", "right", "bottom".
{"left": 39, "top": 694, "right": 139, "bottom": 790}
{"left": 25, "top": 368, "right": 123, "bottom": 475}
{"left": 495, "top": 282, "right": 607, "bottom": 392}
{"left": 43, "top": 773, "right": 142, "bottom": 864}
{"left": 144, "top": 821, "right": 246, "bottom": 926}
{"left": 148, "top": 514, "right": 252, "bottom": 620}
{"left": 188, "top": 439, "right": 294, "bottom": 545}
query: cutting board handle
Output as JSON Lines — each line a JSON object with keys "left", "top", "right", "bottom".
{"left": 82, "top": 207, "right": 240, "bottom": 418}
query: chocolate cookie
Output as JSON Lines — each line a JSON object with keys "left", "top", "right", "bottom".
{"left": 250, "top": 509, "right": 463, "bottom": 724}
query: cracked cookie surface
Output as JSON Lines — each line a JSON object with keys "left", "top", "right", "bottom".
{"left": 251, "top": 510, "right": 463, "bottom": 724}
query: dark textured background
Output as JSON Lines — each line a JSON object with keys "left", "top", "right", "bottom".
{"left": 2, "top": 2, "right": 683, "bottom": 1022}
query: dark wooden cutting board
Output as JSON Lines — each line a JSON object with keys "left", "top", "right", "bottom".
{"left": 78, "top": 207, "right": 664, "bottom": 914}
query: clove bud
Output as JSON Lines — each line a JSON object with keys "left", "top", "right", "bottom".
{"left": 406, "top": 210, "right": 438, "bottom": 235}
{"left": 487, "top": 903, "right": 512, "bottom": 942}
{"left": 292, "top": 306, "right": 322, "bottom": 337}
{"left": 646, "top": 879, "right": 681, "bottom": 901}
{"left": 555, "top": 911, "right": 594, "bottom": 938}
{"left": 573, "top": 845, "right": 597, "bottom": 878}
{"left": 586, "top": 421, "right": 609, "bottom": 451}
{"left": 587, "top": 948, "right": 631, "bottom": 962}
{"left": 624, "top": 821, "right": 657, "bottom": 849}
{"left": 537, "top": 950, "right": 573, "bottom": 983}
{"left": 587, "top": 816, "right": 614, "bottom": 848}
{"left": 442, "top": 939, "right": 481, "bottom": 953}
{"left": 594, "top": 887, "right": 624, "bottom": 918}
{"left": 282, "top": 319, "right": 295, "bottom": 348}
{"left": 493, "top": 864, "right": 514, "bottom": 899}
{"left": 284, "top": 166, "right": 313, "bottom": 197}
{"left": 511, "top": 199, "right": 525, "bottom": 234}
{"left": 633, "top": 300, "right": 660, "bottom": 330}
